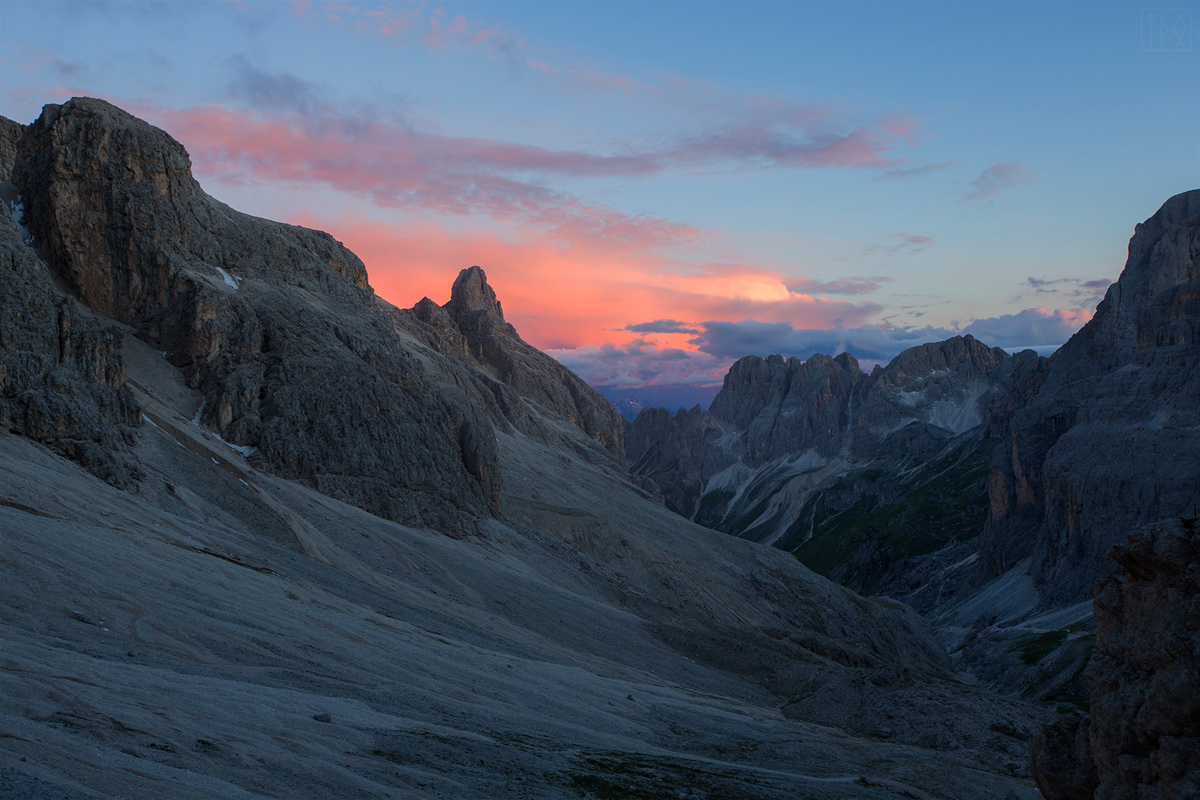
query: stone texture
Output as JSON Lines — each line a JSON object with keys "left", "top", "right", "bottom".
{"left": 11, "top": 97, "right": 501, "bottom": 530}
{"left": 980, "top": 190, "right": 1200, "bottom": 603}
{"left": 0, "top": 188, "right": 140, "bottom": 487}
{"left": 0, "top": 115, "right": 23, "bottom": 182}
{"left": 1086, "top": 519, "right": 1200, "bottom": 800}
{"left": 1029, "top": 714, "right": 1098, "bottom": 800}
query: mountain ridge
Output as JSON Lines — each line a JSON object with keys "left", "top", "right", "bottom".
{"left": 0, "top": 97, "right": 1055, "bottom": 799}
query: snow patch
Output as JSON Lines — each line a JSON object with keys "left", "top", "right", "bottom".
{"left": 214, "top": 432, "right": 258, "bottom": 458}
{"left": 215, "top": 266, "right": 241, "bottom": 289}
{"left": 10, "top": 197, "right": 34, "bottom": 245}
{"left": 192, "top": 398, "right": 207, "bottom": 426}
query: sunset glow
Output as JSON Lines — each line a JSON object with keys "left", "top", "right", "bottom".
{"left": 3, "top": 1, "right": 1194, "bottom": 407}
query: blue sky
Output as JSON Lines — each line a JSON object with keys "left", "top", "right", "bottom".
{"left": 2, "top": 0, "right": 1197, "bottom": 405}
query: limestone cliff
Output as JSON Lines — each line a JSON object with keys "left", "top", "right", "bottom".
{"left": 11, "top": 98, "right": 501, "bottom": 530}
{"left": 980, "top": 190, "right": 1200, "bottom": 603}
{"left": 628, "top": 335, "right": 1021, "bottom": 599}
{"left": 0, "top": 182, "right": 140, "bottom": 487}
{"left": 1030, "top": 518, "right": 1200, "bottom": 799}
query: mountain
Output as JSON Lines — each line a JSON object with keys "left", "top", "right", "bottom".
{"left": 1029, "top": 517, "right": 1200, "bottom": 800}
{"left": 627, "top": 336, "right": 1029, "bottom": 602}
{"left": 627, "top": 190, "right": 1199, "bottom": 712}
{"left": 979, "top": 190, "right": 1200, "bottom": 604}
{"left": 0, "top": 98, "right": 1050, "bottom": 799}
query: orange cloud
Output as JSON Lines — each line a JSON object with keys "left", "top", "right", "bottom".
{"left": 287, "top": 213, "right": 881, "bottom": 354}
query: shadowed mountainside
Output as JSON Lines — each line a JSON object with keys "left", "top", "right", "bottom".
{"left": 0, "top": 98, "right": 1051, "bottom": 799}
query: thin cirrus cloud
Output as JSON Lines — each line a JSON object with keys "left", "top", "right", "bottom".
{"left": 861, "top": 233, "right": 934, "bottom": 257}
{"left": 149, "top": 103, "right": 700, "bottom": 255}
{"left": 624, "top": 320, "right": 701, "bottom": 335}
{"left": 964, "top": 161, "right": 1034, "bottom": 201}
{"left": 152, "top": 55, "right": 932, "bottom": 251}
{"left": 873, "top": 161, "right": 958, "bottom": 182}
{"left": 785, "top": 275, "right": 894, "bottom": 296}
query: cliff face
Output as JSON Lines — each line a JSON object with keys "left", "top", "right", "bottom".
{"left": 1087, "top": 519, "right": 1200, "bottom": 799}
{"left": 628, "top": 335, "right": 1024, "bottom": 600}
{"left": 0, "top": 181, "right": 140, "bottom": 487}
{"left": 10, "top": 98, "right": 509, "bottom": 531}
{"left": 6, "top": 99, "right": 628, "bottom": 534}
{"left": 1030, "top": 518, "right": 1200, "bottom": 800}
{"left": 980, "top": 191, "right": 1200, "bottom": 603}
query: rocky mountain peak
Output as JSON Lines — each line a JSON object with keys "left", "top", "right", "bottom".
{"left": 447, "top": 265, "right": 505, "bottom": 320}
{"left": 980, "top": 189, "right": 1200, "bottom": 602}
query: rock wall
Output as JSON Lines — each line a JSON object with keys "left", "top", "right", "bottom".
{"left": 981, "top": 190, "right": 1200, "bottom": 603}
{"left": 0, "top": 181, "right": 140, "bottom": 487}
{"left": 11, "top": 98, "right": 502, "bottom": 530}
{"left": 0, "top": 116, "right": 23, "bottom": 181}
{"left": 1030, "top": 518, "right": 1200, "bottom": 799}
{"left": 1087, "top": 518, "right": 1200, "bottom": 799}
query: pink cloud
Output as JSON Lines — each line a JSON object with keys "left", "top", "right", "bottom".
{"left": 285, "top": 214, "right": 882, "bottom": 356}
{"left": 145, "top": 104, "right": 704, "bottom": 253}
{"left": 964, "top": 161, "right": 1034, "bottom": 201}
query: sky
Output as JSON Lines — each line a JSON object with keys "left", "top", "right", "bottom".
{"left": 2, "top": 0, "right": 1198, "bottom": 410}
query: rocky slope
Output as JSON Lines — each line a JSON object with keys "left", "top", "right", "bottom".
{"left": 628, "top": 336, "right": 1024, "bottom": 602}
{"left": 1030, "top": 518, "right": 1200, "bottom": 799}
{"left": 0, "top": 98, "right": 1050, "bottom": 799}
{"left": 628, "top": 191, "right": 1199, "bottom": 721}
{"left": 8, "top": 98, "right": 629, "bottom": 534}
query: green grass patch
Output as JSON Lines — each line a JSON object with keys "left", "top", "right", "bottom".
{"left": 1020, "top": 630, "right": 1069, "bottom": 666}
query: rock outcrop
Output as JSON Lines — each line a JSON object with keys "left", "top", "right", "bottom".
{"left": 628, "top": 335, "right": 1023, "bottom": 599}
{"left": 1087, "top": 518, "right": 1200, "bottom": 798}
{"left": 5, "top": 97, "right": 630, "bottom": 534}
{"left": 0, "top": 115, "right": 23, "bottom": 181}
{"left": 1030, "top": 518, "right": 1200, "bottom": 799}
{"left": 981, "top": 190, "right": 1200, "bottom": 603}
{"left": 9, "top": 98, "right": 506, "bottom": 530}
{"left": 441, "top": 265, "right": 626, "bottom": 465}
{"left": 1029, "top": 714, "right": 1099, "bottom": 800}
{"left": 0, "top": 184, "right": 140, "bottom": 487}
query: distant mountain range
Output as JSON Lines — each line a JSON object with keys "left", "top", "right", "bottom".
{"left": 594, "top": 383, "right": 723, "bottom": 421}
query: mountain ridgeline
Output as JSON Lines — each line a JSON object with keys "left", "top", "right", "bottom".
{"left": 629, "top": 190, "right": 1200, "bottom": 612}
{"left": 0, "top": 97, "right": 1196, "bottom": 799}
{"left": 0, "top": 97, "right": 1069, "bottom": 800}
{"left": 628, "top": 336, "right": 1042, "bottom": 603}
